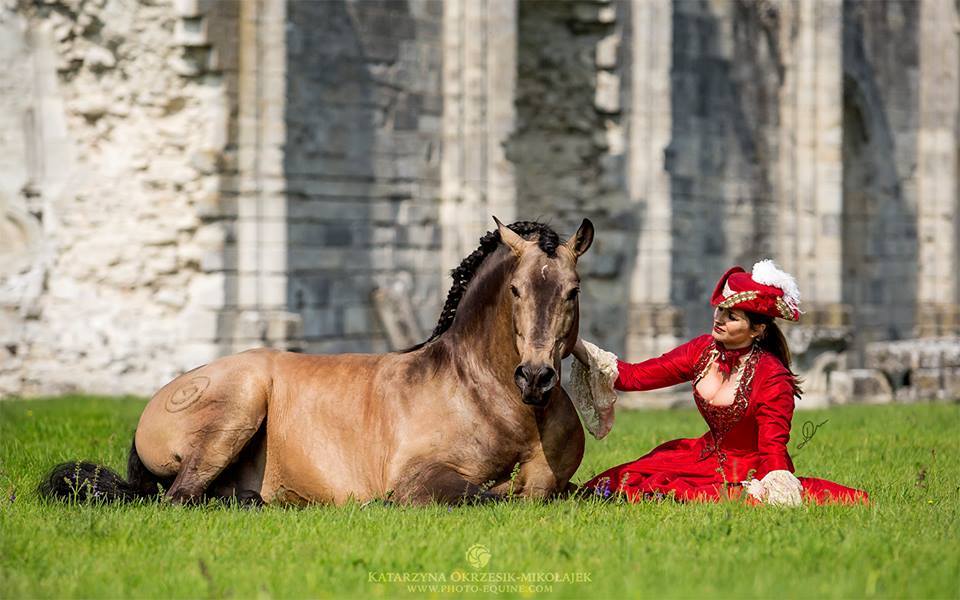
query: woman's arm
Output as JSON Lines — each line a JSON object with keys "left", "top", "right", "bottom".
{"left": 740, "top": 364, "right": 803, "bottom": 506}
{"left": 572, "top": 338, "right": 590, "bottom": 365}
{"left": 612, "top": 335, "right": 713, "bottom": 392}
{"left": 753, "top": 368, "right": 797, "bottom": 479}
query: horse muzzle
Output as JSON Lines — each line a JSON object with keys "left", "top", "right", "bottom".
{"left": 514, "top": 363, "right": 557, "bottom": 406}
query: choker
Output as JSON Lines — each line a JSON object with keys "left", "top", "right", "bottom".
{"left": 714, "top": 341, "right": 753, "bottom": 380}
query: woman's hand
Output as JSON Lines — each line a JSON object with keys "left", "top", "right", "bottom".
{"left": 572, "top": 338, "right": 589, "bottom": 365}
{"left": 568, "top": 338, "right": 620, "bottom": 439}
{"left": 741, "top": 470, "right": 803, "bottom": 507}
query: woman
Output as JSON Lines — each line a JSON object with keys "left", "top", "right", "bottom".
{"left": 571, "top": 260, "right": 869, "bottom": 506}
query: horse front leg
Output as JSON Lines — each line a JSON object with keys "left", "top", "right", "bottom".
{"left": 391, "top": 461, "right": 501, "bottom": 505}
{"left": 516, "top": 389, "right": 586, "bottom": 500}
{"left": 512, "top": 458, "right": 563, "bottom": 499}
{"left": 514, "top": 429, "right": 584, "bottom": 500}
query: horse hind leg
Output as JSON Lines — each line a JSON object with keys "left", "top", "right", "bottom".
{"left": 137, "top": 353, "right": 273, "bottom": 505}
{"left": 165, "top": 418, "right": 264, "bottom": 505}
{"left": 205, "top": 423, "right": 267, "bottom": 507}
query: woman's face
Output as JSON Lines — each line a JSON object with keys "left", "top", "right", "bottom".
{"left": 712, "top": 307, "right": 761, "bottom": 348}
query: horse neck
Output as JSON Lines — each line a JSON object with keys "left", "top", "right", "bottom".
{"left": 444, "top": 248, "right": 519, "bottom": 383}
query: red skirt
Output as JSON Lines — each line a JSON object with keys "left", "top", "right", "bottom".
{"left": 583, "top": 437, "right": 869, "bottom": 505}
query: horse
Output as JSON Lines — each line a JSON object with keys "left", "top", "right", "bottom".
{"left": 40, "top": 217, "right": 595, "bottom": 505}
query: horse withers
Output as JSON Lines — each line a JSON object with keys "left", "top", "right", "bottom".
{"left": 40, "top": 217, "right": 595, "bottom": 505}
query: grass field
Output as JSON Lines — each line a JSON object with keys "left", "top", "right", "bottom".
{"left": 1, "top": 396, "right": 958, "bottom": 599}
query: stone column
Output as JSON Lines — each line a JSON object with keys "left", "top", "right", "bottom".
{"left": 440, "top": 0, "right": 518, "bottom": 272}
{"left": 776, "top": 0, "right": 848, "bottom": 363}
{"left": 624, "top": 0, "right": 682, "bottom": 361}
{"left": 916, "top": 0, "right": 960, "bottom": 337}
{"left": 230, "top": 0, "right": 301, "bottom": 352}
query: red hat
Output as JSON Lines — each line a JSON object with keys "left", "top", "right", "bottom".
{"left": 710, "top": 260, "right": 802, "bottom": 321}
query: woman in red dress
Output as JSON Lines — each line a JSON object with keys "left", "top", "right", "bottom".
{"left": 571, "top": 260, "right": 869, "bottom": 506}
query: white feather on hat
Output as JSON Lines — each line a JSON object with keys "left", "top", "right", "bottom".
{"left": 751, "top": 259, "right": 802, "bottom": 313}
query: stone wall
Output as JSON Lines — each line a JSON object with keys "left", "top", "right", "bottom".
{"left": 439, "top": 0, "right": 519, "bottom": 307}
{"left": 0, "top": 0, "right": 957, "bottom": 402}
{"left": 841, "top": 0, "right": 921, "bottom": 362}
{"left": 915, "top": 0, "right": 960, "bottom": 337}
{"left": 668, "top": 0, "right": 786, "bottom": 339}
{"left": 0, "top": 0, "right": 232, "bottom": 396}
{"left": 0, "top": 0, "right": 449, "bottom": 398}
{"left": 282, "top": 0, "right": 444, "bottom": 354}
{"left": 509, "top": 0, "right": 630, "bottom": 355}
{"left": 866, "top": 338, "right": 960, "bottom": 403}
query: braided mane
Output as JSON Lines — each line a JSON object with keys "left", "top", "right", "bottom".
{"left": 402, "top": 221, "right": 561, "bottom": 353}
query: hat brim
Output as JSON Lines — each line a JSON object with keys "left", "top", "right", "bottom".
{"left": 710, "top": 266, "right": 746, "bottom": 306}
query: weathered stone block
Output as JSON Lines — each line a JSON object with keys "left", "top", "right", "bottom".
{"left": 289, "top": 275, "right": 330, "bottom": 309}
{"left": 180, "top": 308, "right": 219, "bottom": 341}
{"left": 300, "top": 307, "right": 342, "bottom": 338}
{"left": 912, "top": 369, "right": 943, "bottom": 401}
{"left": 177, "top": 342, "right": 220, "bottom": 373}
{"left": 265, "top": 311, "right": 302, "bottom": 344}
{"left": 943, "top": 368, "right": 960, "bottom": 400}
{"left": 174, "top": 0, "right": 209, "bottom": 18}
{"left": 188, "top": 273, "right": 226, "bottom": 308}
{"left": 344, "top": 305, "right": 373, "bottom": 336}
{"left": 330, "top": 278, "right": 370, "bottom": 306}
{"left": 596, "top": 34, "right": 619, "bottom": 69}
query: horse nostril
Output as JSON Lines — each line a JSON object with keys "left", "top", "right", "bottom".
{"left": 514, "top": 365, "right": 529, "bottom": 388}
{"left": 537, "top": 366, "right": 557, "bottom": 391}
{"left": 515, "top": 364, "right": 557, "bottom": 395}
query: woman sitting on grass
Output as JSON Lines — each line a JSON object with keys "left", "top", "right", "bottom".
{"left": 571, "top": 260, "right": 869, "bottom": 506}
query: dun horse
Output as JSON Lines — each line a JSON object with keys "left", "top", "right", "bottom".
{"left": 40, "top": 218, "right": 595, "bottom": 505}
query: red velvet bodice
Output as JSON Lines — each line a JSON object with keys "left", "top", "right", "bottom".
{"left": 614, "top": 335, "right": 797, "bottom": 480}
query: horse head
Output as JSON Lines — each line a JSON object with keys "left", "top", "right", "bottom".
{"left": 494, "top": 216, "right": 594, "bottom": 406}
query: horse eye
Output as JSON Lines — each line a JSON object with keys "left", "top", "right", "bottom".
{"left": 510, "top": 285, "right": 521, "bottom": 298}
{"left": 566, "top": 288, "right": 580, "bottom": 301}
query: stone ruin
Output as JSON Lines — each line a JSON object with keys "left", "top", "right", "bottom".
{"left": 0, "top": 0, "right": 957, "bottom": 405}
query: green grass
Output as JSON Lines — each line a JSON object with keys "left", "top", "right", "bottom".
{"left": 1, "top": 397, "right": 958, "bottom": 599}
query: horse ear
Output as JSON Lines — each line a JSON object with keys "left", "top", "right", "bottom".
{"left": 493, "top": 216, "right": 525, "bottom": 255}
{"left": 564, "top": 218, "right": 594, "bottom": 258}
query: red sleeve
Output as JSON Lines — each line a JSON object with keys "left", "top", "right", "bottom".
{"left": 753, "top": 363, "right": 797, "bottom": 479}
{"left": 614, "top": 335, "right": 713, "bottom": 392}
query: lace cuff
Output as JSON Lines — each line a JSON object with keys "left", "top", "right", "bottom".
{"left": 741, "top": 469, "right": 803, "bottom": 507}
{"left": 569, "top": 340, "right": 619, "bottom": 439}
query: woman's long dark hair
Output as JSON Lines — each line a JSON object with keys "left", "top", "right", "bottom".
{"left": 744, "top": 311, "right": 803, "bottom": 396}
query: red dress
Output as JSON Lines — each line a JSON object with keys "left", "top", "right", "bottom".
{"left": 583, "top": 335, "right": 869, "bottom": 505}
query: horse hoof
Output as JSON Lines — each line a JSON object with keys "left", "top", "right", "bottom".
{"left": 236, "top": 490, "right": 264, "bottom": 507}
{"left": 166, "top": 490, "right": 202, "bottom": 506}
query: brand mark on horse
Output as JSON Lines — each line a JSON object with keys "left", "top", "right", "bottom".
{"left": 165, "top": 376, "right": 211, "bottom": 413}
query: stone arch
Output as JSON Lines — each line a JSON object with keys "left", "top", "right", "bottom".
{"left": 841, "top": 69, "right": 918, "bottom": 362}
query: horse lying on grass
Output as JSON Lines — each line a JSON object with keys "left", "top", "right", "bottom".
{"left": 40, "top": 217, "right": 595, "bottom": 505}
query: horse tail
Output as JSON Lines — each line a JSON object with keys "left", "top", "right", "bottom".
{"left": 38, "top": 434, "right": 166, "bottom": 503}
